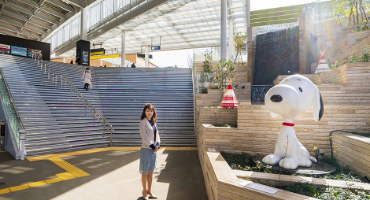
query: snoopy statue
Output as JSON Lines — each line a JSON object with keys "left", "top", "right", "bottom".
{"left": 262, "top": 74, "right": 324, "bottom": 169}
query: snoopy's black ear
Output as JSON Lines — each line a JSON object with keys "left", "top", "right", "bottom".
{"left": 313, "top": 87, "right": 324, "bottom": 121}
{"left": 318, "top": 94, "right": 324, "bottom": 121}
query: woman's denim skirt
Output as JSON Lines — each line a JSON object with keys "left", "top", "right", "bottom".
{"left": 139, "top": 148, "right": 157, "bottom": 174}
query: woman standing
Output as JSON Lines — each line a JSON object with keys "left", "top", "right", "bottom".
{"left": 139, "top": 103, "right": 160, "bottom": 200}
{"left": 82, "top": 68, "right": 92, "bottom": 91}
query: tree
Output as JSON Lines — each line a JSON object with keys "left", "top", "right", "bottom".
{"left": 216, "top": 58, "right": 235, "bottom": 89}
{"left": 233, "top": 32, "right": 248, "bottom": 64}
{"left": 331, "top": 0, "right": 369, "bottom": 26}
{"left": 202, "top": 51, "right": 214, "bottom": 87}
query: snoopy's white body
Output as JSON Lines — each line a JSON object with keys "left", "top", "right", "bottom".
{"left": 262, "top": 75, "right": 324, "bottom": 169}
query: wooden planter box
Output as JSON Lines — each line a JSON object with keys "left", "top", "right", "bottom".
{"left": 332, "top": 132, "right": 370, "bottom": 178}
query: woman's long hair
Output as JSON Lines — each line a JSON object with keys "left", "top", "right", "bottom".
{"left": 140, "top": 103, "right": 157, "bottom": 124}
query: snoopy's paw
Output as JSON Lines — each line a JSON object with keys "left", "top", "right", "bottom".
{"left": 279, "top": 158, "right": 298, "bottom": 169}
{"left": 262, "top": 154, "right": 281, "bottom": 165}
{"left": 299, "top": 158, "right": 312, "bottom": 167}
{"left": 310, "top": 156, "right": 317, "bottom": 163}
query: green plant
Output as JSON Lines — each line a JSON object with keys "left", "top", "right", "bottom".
{"left": 356, "top": 24, "right": 370, "bottom": 31}
{"left": 202, "top": 51, "right": 214, "bottom": 83}
{"left": 212, "top": 124, "right": 237, "bottom": 128}
{"left": 330, "top": 61, "right": 339, "bottom": 70}
{"left": 201, "top": 87, "right": 208, "bottom": 94}
{"left": 359, "top": 46, "right": 370, "bottom": 62}
{"left": 211, "top": 84, "right": 220, "bottom": 89}
{"left": 222, "top": 152, "right": 370, "bottom": 199}
{"left": 233, "top": 32, "right": 247, "bottom": 64}
{"left": 349, "top": 55, "right": 359, "bottom": 63}
{"left": 331, "top": 0, "right": 369, "bottom": 26}
{"left": 216, "top": 58, "right": 235, "bottom": 89}
{"left": 347, "top": 46, "right": 370, "bottom": 63}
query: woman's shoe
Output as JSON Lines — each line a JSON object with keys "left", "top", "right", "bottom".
{"left": 147, "top": 191, "right": 157, "bottom": 199}
{"left": 142, "top": 190, "right": 149, "bottom": 200}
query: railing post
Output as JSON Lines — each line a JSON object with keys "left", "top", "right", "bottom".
{"left": 85, "top": 103, "right": 86, "bottom": 116}
{"left": 103, "top": 120, "right": 105, "bottom": 137}
{"left": 93, "top": 110, "right": 95, "bottom": 125}
{"left": 110, "top": 126, "right": 113, "bottom": 147}
{"left": 19, "top": 130, "right": 27, "bottom": 160}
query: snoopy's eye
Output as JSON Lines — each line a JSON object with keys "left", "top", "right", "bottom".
{"left": 299, "top": 87, "right": 303, "bottom": 92}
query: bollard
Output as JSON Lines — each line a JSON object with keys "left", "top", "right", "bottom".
{"left": 1, "top": 120, "right": 5, "bottom": 151}
{"left": 19, "top": 130, "right": 27, "bottom": 160}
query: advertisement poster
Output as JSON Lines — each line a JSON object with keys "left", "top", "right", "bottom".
{"left": 82, "top": 51, "right": 89, "bottom": 65}
{"left": 11, "top": 46, "right": 27, "bottom": 57}
{"left": 0, "top": 44, "right": 10, "bottom": 54}
{"left": 27, "top": 49, "right": 43, "bottom": 59}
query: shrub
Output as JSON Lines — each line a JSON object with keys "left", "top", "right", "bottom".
{"left": 201, "top": 88, "right": 208, "bottom": 94}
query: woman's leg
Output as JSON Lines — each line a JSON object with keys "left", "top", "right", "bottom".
{"left": 141, "top": 174, "right": 148, "bottom": 197}
{"left": 147, "top": 172, "right": 153, "bottom": 194}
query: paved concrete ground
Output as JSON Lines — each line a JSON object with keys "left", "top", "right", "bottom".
{"left": 0, "top": 148, "right": 207, "bottom": 200}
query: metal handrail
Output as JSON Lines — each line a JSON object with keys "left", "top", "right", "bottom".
{"left": 34, "top": 57, "right": 114, "bottom": 146}
{"left": 0, "top": 68, "right": 26, "bottom": 149}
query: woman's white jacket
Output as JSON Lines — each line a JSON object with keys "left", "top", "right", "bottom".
{"left": 82, "top": 71, "right": 92, "bottom": 84}
{"left": 140, "top": 118, "right": 160, "bottom": 149}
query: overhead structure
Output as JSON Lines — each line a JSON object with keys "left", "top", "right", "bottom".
{"left": 57, "top": 1, "right": 309, "bottom": 59}
{"left": 56, "top": 0, "right": 249, "bottom": 58}
{"left": 0, "top": 0, "right": 309, "bottom": 62}
{"left": 0, "top": 0, "right": 90, "bottom": 40}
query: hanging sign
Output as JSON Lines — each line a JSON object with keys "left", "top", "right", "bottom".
{"left": 11, "top": 46, "right": 27, "bottom": 57}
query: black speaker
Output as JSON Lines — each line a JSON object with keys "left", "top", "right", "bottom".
{"left": 76, "top": 40, "right": 90, "bottom": 66}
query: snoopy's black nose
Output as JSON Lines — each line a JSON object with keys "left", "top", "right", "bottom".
{"left": 270, "top": 95, "right": 283, "bottom": 102}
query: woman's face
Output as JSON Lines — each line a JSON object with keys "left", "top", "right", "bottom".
{"left": 145, "top": 108, "right": 153, "bottom": 119}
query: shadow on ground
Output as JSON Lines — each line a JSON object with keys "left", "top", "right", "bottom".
{"left": 0, "top": 149, "right": 207, "bottom": 200}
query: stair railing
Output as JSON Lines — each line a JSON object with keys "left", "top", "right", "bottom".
{"left": 34, "top": 57, "right": 114, "bottom": 146}
{"left": 0, "top": 68, "right": 26, "bottom": 153}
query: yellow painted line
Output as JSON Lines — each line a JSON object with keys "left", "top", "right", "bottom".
{"left": 27, "top": 146, "right": 197, "bottom": 161}
{"left": 27, "top": 147, "right": 112, "bottom": 161}
{"left": 56, "top": 172, "right": 77, "bottom": 181}
{"left": 44, "top": 178, "right": 62, "bottom": 184}
{"left": 2, "top": 146, "right": 198, "bottom": 195}
{"left": 162, "top": 147, "right": 198, "bottom": 150}
{"left": 1, "top": 157, "right": 89, "bottom": 195}
{"left": 28, "top": 181, "right": 47, "bottom": 188}
{"left": 49, "top": 157, "right": 90, "bottom": 178}
{"left": 0, "top": 188, "right": 10, "bottom": 195}
{"left": 110, "top": 147, "right": 141, "bottom": 151}
{"left": 9, "top": 184, "right": 29, "bottom": 192}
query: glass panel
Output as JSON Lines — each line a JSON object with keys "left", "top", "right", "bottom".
{"left": 0, "top": 70, "right": 21, "bottom": 149}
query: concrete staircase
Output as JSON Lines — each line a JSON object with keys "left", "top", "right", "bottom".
{"left": 45, "top": 61, "right": 196, "bottom": 147}
{"left": 0, "top": 55, "right": 196, "bottom": 156}
{"left": 0, "top": 54, "right": 108, "bottom": 156}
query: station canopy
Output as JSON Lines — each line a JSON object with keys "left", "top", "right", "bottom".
{"left": 0, "top": 0, "right": 306, "bottom": 59}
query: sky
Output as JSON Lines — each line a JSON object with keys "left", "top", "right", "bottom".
{"left": 150, "top": 0, "right": 328, "bottom": 68}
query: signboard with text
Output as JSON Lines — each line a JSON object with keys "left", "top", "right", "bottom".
{"left": 0, "top": 44, "right": 10, "bottom": 54}
{"left": 11, "top": 46, "right": 27, "bottom": 57}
